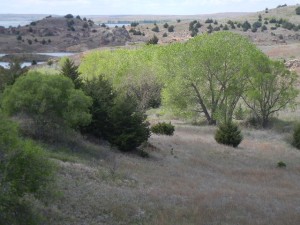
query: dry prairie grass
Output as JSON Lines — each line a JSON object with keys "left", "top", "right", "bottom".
{"left": 43, "top": 118, "right": 300, "bottom": 225}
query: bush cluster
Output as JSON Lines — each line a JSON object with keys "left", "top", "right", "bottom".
{"left": 0, "top": 114, "right": 54, "bottom": 224}
{"left": 151, "top": 122, "right": 175, "bottom": 136}
{"left": 215, "top": 123, "right": 243, "bottom": 147}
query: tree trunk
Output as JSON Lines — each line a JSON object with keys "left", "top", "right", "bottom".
{"left": 191, "top": 83, "right": 214, "bottom": 125}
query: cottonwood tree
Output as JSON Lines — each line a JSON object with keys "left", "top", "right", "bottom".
{"left": 160, "top": 32, "right": 264, "bottom": 124}
{"left": 243, "top": 60, "right": 298, "bottom": 128}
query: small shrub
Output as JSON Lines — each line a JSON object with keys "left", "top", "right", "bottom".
{"left": 139, "top": 150, "right": 149, "bottom": 158}
{"left": 152, "top": 25, "right": 159, "bottom": 32}
{"left": 151, "top": 122, "right": 175, "bottom": 136}
{"left": 277, "top": 161, "right": 286, "bottom": 168}
{"left": 215, "top": 123, "right": 243, "bottom": 147}
{"left": 147, "top": 35, "right": 159, "bottom": 45}
{"left": 168, "top": 25, "right": 174, "bottom": 32}
{"left": 296, "top": 6, "right": 300, "bottom": 15}
{"left": 292, "top": 124, "right": 300, "bottom": 149}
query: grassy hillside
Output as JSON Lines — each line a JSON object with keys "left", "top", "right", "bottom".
{"left": 40, "top": 114, "right": 300, "bottom": 225}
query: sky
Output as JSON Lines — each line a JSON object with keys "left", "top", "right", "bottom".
{"left": 1, "top": 0, "right": 299, "bottom": 15}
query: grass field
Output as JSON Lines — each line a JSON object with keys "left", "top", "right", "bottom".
{"left": 42, "top": 113, "right": 300, "bottom": 225}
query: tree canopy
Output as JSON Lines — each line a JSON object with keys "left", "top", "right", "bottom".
{"left": 160, "top": 32, "right": 266, "bottom": 124}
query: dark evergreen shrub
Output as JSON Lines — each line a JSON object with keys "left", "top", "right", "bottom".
{"left": 277, "top": 161, "right": 286, "bottom": 168}
{"left": 292, "top": 124, "right": 300, "bottom": 149}
{"left": 80, "top": 76, "right": 115, "bottom": 140}
{"left": 215, "top": 123, "right": 243, "bottom": 147}
{"left": 151, "top": 122, "right": 175, "bottom": 136}
{"left": 296, "top": 6, "right": 300, "bottom": 15}
{"left": 168, "top": 25, "right": 174, "bottom": 32}
{"left": 108, "top": 96, "right": 150, "bottom": 151}
{"left": 151, "top": 25, "right": 159, "bottom": 32}
{"left": 147, "top": 35, "right": 159, "bottom": 45}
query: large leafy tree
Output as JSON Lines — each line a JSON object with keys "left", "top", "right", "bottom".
{"left": 79, "top": 46, "right": 162, "bottom": 110}
{"left": 2, "top": 71, "right": 92, "bottom": 129}
{"left": 161, "top": 32, "right": 263, "bottom": 124}
{"left": 243, "top": 60, "right": 298, "bottom": 128}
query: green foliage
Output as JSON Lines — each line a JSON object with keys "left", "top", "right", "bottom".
{"left": 205, "top": 18, "right": 213, "bottom": 23}
{"left": 2, "top": 72, "right": 92, "bottom": 130}
{"left": 0, "top": 114, "right": 55, "bottom": 224}
{"left": 215, "top": 123, "right": 243, "bottom": 147}
{"left": 234, "top": 104, "right": 246, "bottom": 120}
{"left": 292, "top": 124, "right": 300, "bottom": 149}
{"left": 243, "top": 60, "right": 298, "bottom": 128}
{"left": 242, "top": 21, "right": 251, "bottom": 31}
{"left": 151, "top": 25, "right": 159, "bottom": 32}
{"left": 147, "top": 35, "right": 159, "bottom": 45}
{"left": 163, "top": 32, "right": 168, "bottom": 37}
{"left": 151, "top": 122, "right": 175, "bottom": 136}
{"left": 81, "top": 75, "right": 115, "bottom": 139}
{"left": 168, "top": 25, "right": 174, "bottom": 32}
{"left": 296, "top": 6, "right": 300, "bottom": 15}
{"left": 252, "top": 21, "right": 262, "bottom": 29}
{"left": 60, "top": 58, "right": 82, "bottom": 89}
{"left": 108, "top": 96, "right": 150, "bottom": 151}
{"left": 0, "top": 60, "right": 28, "bottom": 92}
{"left": 277, "top": 161, "right": 286, "bottom": 168}
{"left": 261, "top": 25, "right": 268, "bottom": 31}
{"left": 64, "top": 14, "right": 74, "bottom": 19}
{"left": 161, "top": 32, "right": 264, "bottom": 125}
{"left": 163, "top": 23, "right": 169, "bottom": 28}
{"left": 130, "top": 22, "right": 139, "bottom": 27}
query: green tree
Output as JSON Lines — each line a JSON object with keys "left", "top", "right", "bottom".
{"left": 0, "top": 114, "right": 55, "bottom": 225}
{"left": 296, "top": 6, "right": 300, "bottom": 15}
{"left": 160, "top": 32, "right": 264, "bottom": 124}
{"left": 60, "top": 58, "right": 82, "bottom": 89}
{"left": 242, "top": 60, "right": 298, "bottom": 128}
{"left": 81, "top": 75, "right": 115, "bottom": 139}
{"left": 108, "top": 95, "right": 150, "bottom": 151}
{"left": 2, "top": 72, "right": 92, "bottom": 131}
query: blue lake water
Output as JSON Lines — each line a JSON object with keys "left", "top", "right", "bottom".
{"left": 0, "top": 61, "right": 45, "bottom": 69}
{"left": 0, "top": 20, "right": 32, "bottom": 28}
{"left": 0, "top": 52, "right": 76, "bottom": 68}
{"left": 37, "top": 52, "right": 75, "bottom": 57}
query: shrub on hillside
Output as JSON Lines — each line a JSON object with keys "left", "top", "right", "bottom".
{"left": 151, "top": 122, "right": 175, "bottom": 136}
{"left": 108, "top": 96, "right": 150, "bottom": 151}
{"left": 292, "top": 124, "right": 300, "bottom": 149}
{"left": 147, "top": 35, "right": 159, "bottom": 45}
{"left": 168, "top": 25, "right": 174, "bottom": 32}
{"left": 0, "top": 114, "right": 55, "bottom": 224}
{"left": 2, "top": 72, "right": 92, "bottom": 139}
{"left": 215, "top": 123, "right": 243, "bottom": 147}
{"left": 296, "top": 6, "right": 300, "bottom": 15}
{"left": 152, "top": 25, "right": 159, "bottom": 32}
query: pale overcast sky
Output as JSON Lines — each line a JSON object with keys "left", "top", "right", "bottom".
{"left": 1, "top": 0, "right": 299, "bottom": 15}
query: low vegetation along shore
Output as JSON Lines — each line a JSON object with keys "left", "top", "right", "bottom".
{"left": 1, "top": 5, "right": 300, "bottom": 225}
